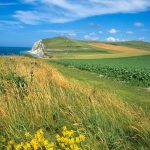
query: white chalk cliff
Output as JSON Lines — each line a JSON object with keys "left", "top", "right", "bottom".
{"left": 28, "top": 40, "right": 44, "bottom": 57}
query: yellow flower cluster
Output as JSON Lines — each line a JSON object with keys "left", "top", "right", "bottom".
{"left": 56, "top": 126, "right": 85, "bottom": 150}
{"left": 1, "top": 126, "right": 86, "bottom": 150}
{"left": 6, "top": 129, "right": 54, "bottom": 150}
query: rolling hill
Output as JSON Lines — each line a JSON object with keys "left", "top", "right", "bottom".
{"left": 42, "top": 36, "right": 90, "bottom": 50}
{"left": 33, "top": 37, "right": 150, "bottom": 59}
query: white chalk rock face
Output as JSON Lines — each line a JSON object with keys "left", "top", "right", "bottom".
{"left": 30, "top": 40, "right": 44, "bottom": 57}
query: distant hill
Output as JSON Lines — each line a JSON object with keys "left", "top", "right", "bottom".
{"left": 42, "top": 37, "right": 150, "bottom": 51}
{"left": 42, "top": 36, "right": 90, "bottom": 50}
{"left": 105, "top": 41, "right": 150, "bottom": 51}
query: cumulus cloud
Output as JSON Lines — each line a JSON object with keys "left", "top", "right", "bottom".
{"left": 134, "top": 22, "right": 144, "bottom": 27}
{"left": 84, "top": 32, "right": 99, "bottom": 41}
{"left": 106, "top": 37, "right": 120, "bottom": 42}
{"left": 68, "top": 32, "right": 77, "bottom": 37}
{"left": 14, "top": 0, "right": 150, "bottom": 24}
{"left": 109, "top": 28, "right": 118, "bottom": 34}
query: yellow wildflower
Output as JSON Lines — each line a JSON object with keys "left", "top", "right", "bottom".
{"left": 24, "top": 143, "right": 31, "bottom": 150}
{"left": 25, "top": 132, "right": 30, "bottom": 138}
{"left": 15, "top": 144, "right": 23, "bottom": 150}
{"left": 63, "top": 126, "right": 67, "bottom": 131}
{"left": 75, "top": 137, "right": 80, "bottom": 143}
{"left": 8, "top": 140, "right": 14, "bottom": 145}
{"left": 56, "top": 134, "right": 61, "bottom": 142}
{"left": 69, "top": 138, "right": 75, "bottom": 145}
{"left": 68, "top": 130, "right": 74, "bottom": 137}
{"left": 79, "top": 134, "right": 85, "bottom": 141}
{"left": 60, "top": 143, "right": 65, "bottom": 148}
{"left": 44, "top": 139, "right": 49, "bottom": 146}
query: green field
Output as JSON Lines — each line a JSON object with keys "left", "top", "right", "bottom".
{"left": 51, "top": 55, "right": 150, "bottom": 87}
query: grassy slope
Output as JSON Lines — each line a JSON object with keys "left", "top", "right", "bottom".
{"left": 42, "top": 37, "right": 118, "bottom": 59}
{"left": 51, "top": 63, "right": 150, "bottom": 114}
{"left": 42, "top": 37, "right": 88, "bottom": 49}
{"left": 105, "top": 41, "right": 150, "bottom": 51}
{"left": 43, "top": 37, "right": 108, "bottom": 52}
{"left": 42, "top": 37, "right": 150, "bottom": 59}
{"left": 0, "top": 56, "right": 150, "bottom": 149}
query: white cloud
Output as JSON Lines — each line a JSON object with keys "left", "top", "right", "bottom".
{"left": 67, "top": 32, "right": 77, "bottom": 37}
{"left": 14, "top": 0, "right": 150, "bottom": 24}
{"left": 106, "top": 37, "right": 120, "bottom": 42}
{"left": 14, "top": 11, "right": 43, "bottom": 25}
{"left": 109, "top": 28, "right": 118, "bottom": 34}
{"left": 126, "top": 31, "right": 134, "bottom": 34}
{"left": 134, "top": 22, "right": 144, "bottom": 27}
{"left": 84, "top": 32, "right": 99, "bottom": 41}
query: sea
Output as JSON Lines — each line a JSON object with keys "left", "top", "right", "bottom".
{"left": 0, "top": 47, "right": 31, "bottom": 56}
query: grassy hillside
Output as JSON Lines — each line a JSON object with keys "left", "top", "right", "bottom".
{"left": 41, "top": 37, "right": 150, "bottom": 59}
{"left": 106, "top": 41, "right": 150, "bottom": 51}
{"left": 0, "top": 56, "right": 150, "bottom": 149}
{"left": 42, "top": 37, "right": 115, "bottom": 59}
{"left": 42, "top": 36, "right": 91, "bottom": 50}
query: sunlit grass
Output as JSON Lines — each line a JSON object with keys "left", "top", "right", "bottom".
{"left": 0, "top": 56, "right": 150, "bottom": 149}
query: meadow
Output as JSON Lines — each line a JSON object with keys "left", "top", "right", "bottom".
{"left": 0, "top": 56, "right": 150, "bottom": 150}
{"left": 52, "top": 55, "right": 150, "bottom": 87}
{"left": 0, "top": 37, "right": 150, "bottom": 150}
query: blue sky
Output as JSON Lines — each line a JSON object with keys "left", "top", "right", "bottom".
{"left": 0, "top": 0, "right": 150, "bottom": 46}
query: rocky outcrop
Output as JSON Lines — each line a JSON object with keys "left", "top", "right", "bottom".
{"left": 28, "top": 40, "right": 44, "bottom": 57}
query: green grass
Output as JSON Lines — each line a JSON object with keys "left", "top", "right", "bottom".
{"left": 1, "top": 56, "right": 150, "bottom": 150}
{"left": 105, "top": 41, "right": 150, "bottom": 51}
{"left": 42, "top": 36, "right": 91, "bottom": 50}
{"left": 42, "top": 37, "right": 117, "bottom": 59}
{"left": 52, "top": 55, "right": 150, "bottom": 87}
{"left": 44, "top": 48, "right": 110, "bottom": 54}
{"left": 50, "top": 63, "right": 150, "bottom": 114}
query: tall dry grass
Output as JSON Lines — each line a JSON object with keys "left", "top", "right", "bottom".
{"left": 0, "top": 56, "right": 150, "bottom": 149}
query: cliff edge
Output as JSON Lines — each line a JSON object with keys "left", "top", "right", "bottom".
{"left": 28, "top": 40, "right": 44, "bottom": 57}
